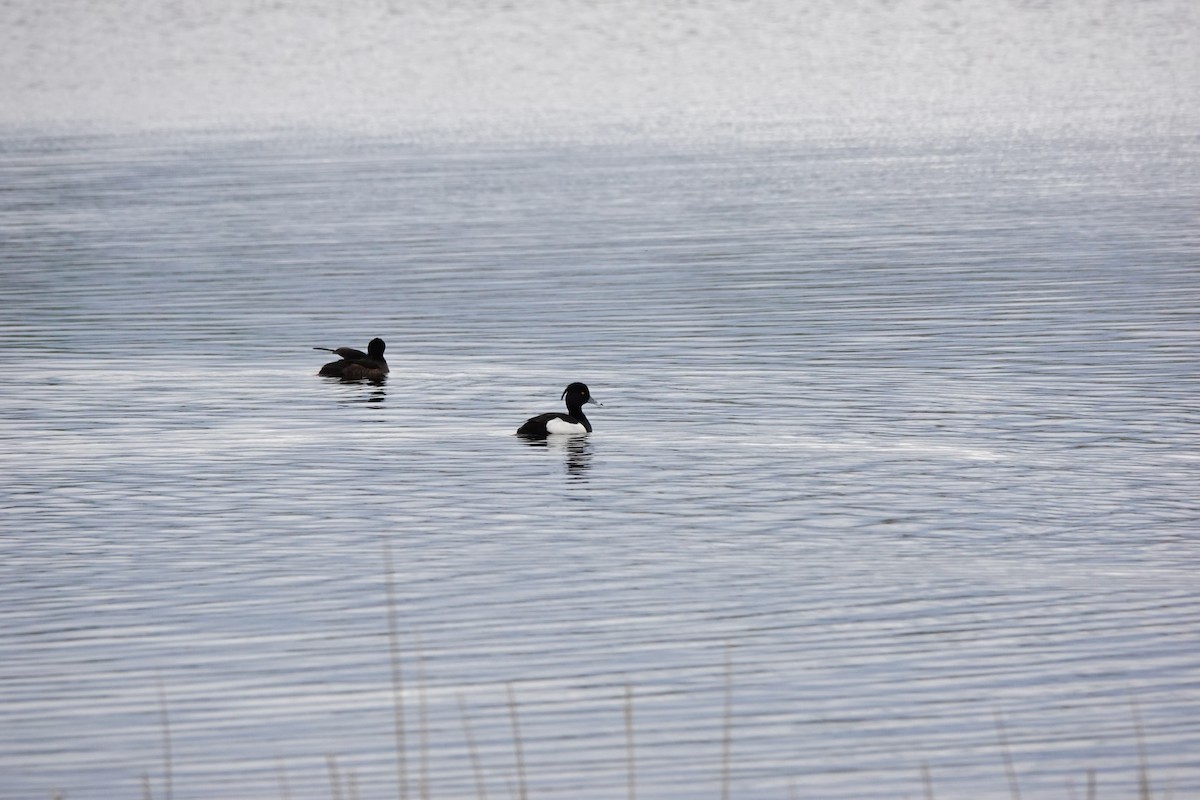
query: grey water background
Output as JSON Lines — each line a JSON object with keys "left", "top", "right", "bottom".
{"left": 2, "top": 2, "right": 1200, "bottom": 799}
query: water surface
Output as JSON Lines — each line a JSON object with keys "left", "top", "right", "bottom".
{"left": 3, "top": 0, "right": 1199, "bottom": 797}
{"left": 2, "top": 129, "right": 1198, "bottom": 800}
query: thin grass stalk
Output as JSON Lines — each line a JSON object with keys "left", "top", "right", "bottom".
{"left": 156, "top": 676, "right": 173, "bottom": 800}
{"left": 507, "top": 683, "right": 528, "bottom": 800}
{"left": 1131, "top": 698, "right": 1152, "bottom": 800}
{"left": 624, "top": 682, "right": 636, "bottom": 800}
{"left": 994, "top": 712, "right": 1022, "bottom": 800}
{"left": 456, "top": 693, "right": 489, "bottom": 800}
{"left": 415, "top": 633, "right": 430, "bottom": 800}
{"left": 921, "top": 762, "right": 935, "bottom": 800}
{"left": 326, "top": 754, "right": 344, "bottom": 800}
{"left": 141, "top": 773, "right": 153, "bottom": 800}
{"left": 720, "top": 646, "right": 733, "bottom": 800}
{"left": 1086, "top": 768, "right": 1096, "bottom": 800}
{"left": 383, "top": 540, "right": 409, "bottom": 800}
{"left": 275, "top": 756, "right": 293, "bottom": 800}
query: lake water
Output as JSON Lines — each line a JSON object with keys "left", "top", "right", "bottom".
{"left": 2, "top": 2, "right": 1199, "bottom": 800}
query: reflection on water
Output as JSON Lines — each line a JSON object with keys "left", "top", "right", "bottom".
{"left": 519, "top": 434, "right": 595, "bottom": 480}
{"left": 0, "top": 126, "right": 1197, "bottom": 800}
{"left": 317, "top": 376, "right": 389, "bottom": 407}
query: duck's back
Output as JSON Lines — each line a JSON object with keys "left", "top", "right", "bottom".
{"left": 517, "top": 413, "right": 555, "bottom": 436}
{"left": 327, "top": 346, "right": 370, "bottom": 361}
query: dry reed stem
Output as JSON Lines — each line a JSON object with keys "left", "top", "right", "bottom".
{"left": 325, "top": 754, "right": 344, "bottom": 800}
{"left": 275, "top": 756, "right": 293, "bottom": 800}
{"left": 1131, "top": 698, "right": 1152, "bottom": 800}
{"left": 382, "top": 539, "right": 409, "bottom": 800}
{"left": 416, "top": 633, "right": 430, "bottom": 800}
{"left": 720, "top": 645, "right": 733, "bottom": 800}
{"left": 624, "top": 682, "right": 636, "bottom": 800}
{"left": 156, "top": 675, "right": 173, "bottom": 800}
{"left": 994, "top": 712, "right": 1022, "bottom": 800}
{"left": 921, "top": 761, "right": 935, "bottom": 800}
{"left": 507, "top": 683, "right": 528, "bottom": 800}
{"left": 456, "top": 693, "right": 489, "bottom": 800}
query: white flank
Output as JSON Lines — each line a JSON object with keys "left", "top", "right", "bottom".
{"left": 545, "top": 417, "right": 587, "bottom": 435}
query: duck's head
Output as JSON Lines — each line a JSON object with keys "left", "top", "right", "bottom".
{"left": 563, "top": 382, "right": 600, "bottom": 407}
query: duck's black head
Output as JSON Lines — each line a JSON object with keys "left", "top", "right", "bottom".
{"left": 563, "top": 382, "right": 588, "bottom": 401}
{"left": 562, "top": 382, "right": 599, "bottom": 410}
{"left": 367, "top": 338, "right": 386, "bottom": 359}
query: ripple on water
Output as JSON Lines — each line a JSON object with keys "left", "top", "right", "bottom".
{"left": 1, "top": 127, "right": 1198, "bottom": 799}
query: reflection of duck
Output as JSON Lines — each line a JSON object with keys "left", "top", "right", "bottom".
{"left": 314, "top": 338, "right": 388, "bottom": 381}
{"left": 517, "top": 382, "right": 601, "bottom": 437}
{"left": 518, "top": 427, "right": 594, "bottom": 478}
